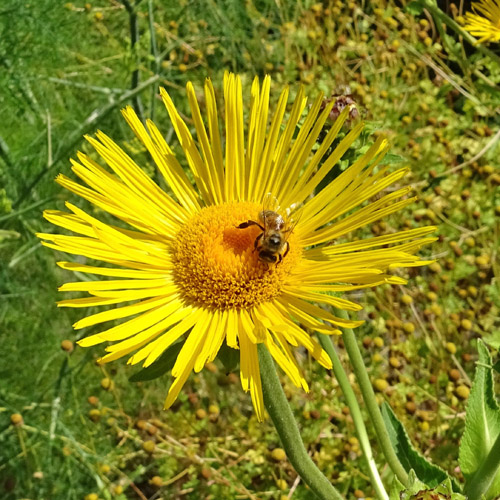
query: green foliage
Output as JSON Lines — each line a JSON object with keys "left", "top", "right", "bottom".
{"left": 483, "top": 330, "right": 500, "bottom": 350}
{"left": 391, "top": 472, "right": 466, "bottom": 499}
{"left": 217, "top": 341, "right": 240, "bottom": 373}
{"left": 1, "top": 0, "right": 500, "bottom": 498}
{"left": 406, "top": 1, "right": 424, "bottom": 15}
{"left": 459, "top": 340, "right": 500, "bottom": 499}
{"left": 128, "top": 341, "right": 183, "bottom": 382}
{"left": 382, "top": 402, "right": 457, "bottom": 489}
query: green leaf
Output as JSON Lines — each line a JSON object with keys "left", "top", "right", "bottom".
{"left": 492, "top": 358, "right": 500, "bottom": 375}
{"left": 483, "top": 330, "right": 500, "bottom": 351}
{"left": 484, "top": 285, "right": 500, "bottom": 308}
{"left": 459, "top": 340, "right": 500, "bottom": 498}
{"left": 217, "top": 342, "right": 240, "bottom": 373}
{"left": 406, "top": 0, "right": 424, "bottom": 15}
{"left": 128, "top": 341, "right": 183, "bottom": 382}
{"left": 0, "top": 229, "right": 20, "bottom": 241}
{"left": 452, "top": 260, "right": 476, "bottom": 281}
{"left": 429, "top": 478, "right": 467, "bottom": 500}
{"left": 390, "top": 475, "right": 406, "bottom": 500}
{"left": 391, "top": 472, "right": 466, "bottom": 500}
{"left": 381, "top": 402, "right": 459, "bottom": 489}
{"left": 390, "top": 470, "right": 426, "bottom": 499}
{"left": 436, "top": 478, "right": 467, "bottom": 500}
{"left": 382, "top": 153, "right": 406, "bottom": 165}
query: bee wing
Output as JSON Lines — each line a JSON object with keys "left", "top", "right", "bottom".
{"left": 260, "top": 192, "right": 282, "bottom": 227}
{"left": 283, "top": 201, "right": 303, "bottom": 242}
{"left": 262, "top": 192, "right": 280, "bottom": 213}
{"left": 285, "top": 201, "right": 303, "bottom": 221}
{"left": 260, "top": 193, "right": 301, "bottom": 233}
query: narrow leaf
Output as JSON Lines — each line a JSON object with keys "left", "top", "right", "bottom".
{"left": 390, "top": 470, "right": 426, "bottom": 500}
{"left": 0, "top": 229, "right": 20, "bottom": 241}
{"left": 482, "top": 330, "right": 500, "bottom": 351}
{"left": 217, "top": 342, "right": 240, "bottom": 373}
{"left": 493, "top": 358, "right": 500, "bottom": 375}
{"left": 389, "top": 475, "right": 406, "bottom": 500}
{"left": 382, "top": 402, "right": 458, "bottom": 489}
{"left": 129, "top": 341, "right": 183, "bottom": 382}
{"left": 459, "top": 340, "right": 500, "bottom": 498}
{"left": 406, "top": 0, "right": 424, "bottom": 15}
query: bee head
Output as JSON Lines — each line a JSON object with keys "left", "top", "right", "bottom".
{"left": 269, "top": 235, "right": 281, "bottom": 248}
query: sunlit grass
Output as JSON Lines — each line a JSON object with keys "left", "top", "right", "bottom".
{"left": 1, "top": 0, "right": 499, "bottom": 498}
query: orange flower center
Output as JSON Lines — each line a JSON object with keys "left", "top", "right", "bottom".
{"left": 171, "top": 201, "right": 302, "bottom": 309}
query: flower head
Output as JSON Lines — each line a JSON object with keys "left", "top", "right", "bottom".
{"left": 38, "top": 73, "right": 435, "bottom": 421}
{"left": 463, "top": 0, "right": 500, "bottom": 44}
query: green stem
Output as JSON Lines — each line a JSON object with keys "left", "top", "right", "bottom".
{"left": 421, "top": 0, "right": 500, "bottom": 66}
{"left": 465, "top": 431, "right": 500, "bottom": 499}
{"left": 258, "top": 344, "right": 344, "bottom": 500}
{"left": 335, "top": 309, "right": 409, "bottom": 486}
{"left": 0, "top": 197, "right": 53, "bottom": 223}
{"left": 122, "top": 0, "right": 145, "bottom": 120}
{"left": 147, "top": 0, "right": 160, "bottom": 122}
{"left": 317, "top": 333, "right": 389, "bottom": 500}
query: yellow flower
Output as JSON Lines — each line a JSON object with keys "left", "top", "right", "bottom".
{"left": 38, "top": 73, "right": 435, "bottom": 421}
{"left": 463, "top": 0, "right": 500, "bottom": 44}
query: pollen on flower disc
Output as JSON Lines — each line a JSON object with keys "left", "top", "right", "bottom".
{"left": 171, "top": 201, "right": 301, "bottom": 309}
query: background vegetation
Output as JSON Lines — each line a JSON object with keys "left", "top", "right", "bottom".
{"left": 1, "top": 0, "right": 499, "bottom": 498}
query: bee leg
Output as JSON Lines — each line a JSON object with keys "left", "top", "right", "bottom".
{"left": 282, "top": 241, "right": 290, "bottom": 259}
{"left": 253, "top": 232, "right": 263, "bottom": 252}
{"left": 237, "top": 220, "right": 264, "bottom": 231}
{"left": 276, "top": 243, "right": 289, "bottom": 264}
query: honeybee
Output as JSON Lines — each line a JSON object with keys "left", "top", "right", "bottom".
{"left": 237, "top": 196, "right": 297, "bottom": 265}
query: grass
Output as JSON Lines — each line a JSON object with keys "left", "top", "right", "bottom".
{"left": 1, "top": 0, "right": 499, "bottom": 498}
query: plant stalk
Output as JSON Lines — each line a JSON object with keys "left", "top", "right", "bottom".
{"left": 465, "top": 431, "right": 500, "bottom": 499}
{"left": 335, "top": 309, "right": 409, "bottom": 486}
{"left": 147, "top": 0, "right": 160, "bottom": 121}
{"left": 122, "top": 0, "right": 145, "bottom": 120}
{"left": 317, "top": 333, "right": 389, "bottom": 500}
{"left": 258, "top": 344, "right": 344, "bottom": 500}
